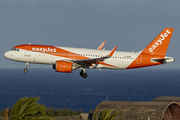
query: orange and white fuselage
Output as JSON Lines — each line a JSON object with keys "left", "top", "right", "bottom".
{"left": 4, "top": 28, "right": 175, "bottom": 78}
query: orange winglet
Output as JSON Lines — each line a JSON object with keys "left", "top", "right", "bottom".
{"left": 109, "top": 46, "right": 117, "bottom": 57}
{"left": 97, "top": 41, "right": 106, "bottom": 50}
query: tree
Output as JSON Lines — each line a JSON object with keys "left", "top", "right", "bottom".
{"left": 10, "top": 97, "right": 53, "bottom": 120}
{"left": 93, "top": 108, "right": 124, "bottom": 120}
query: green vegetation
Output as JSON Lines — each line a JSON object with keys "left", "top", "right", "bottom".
{"left": 0, "top": 97, "right": 83, "bottom": 118}
{"left": 0, "top": 108, "right": 6, "bottom": 117}
{"left": 0, "top": 107, "right": 83, "bottom": 118}
{"left": 10, "top": 97, "right": 53, "bottom": 120}
{"left": 93, "top": 108, "right": 124, "bottom": 120}
{"left": 89, "top": 109, "right": 94, "bottom": 114}
{"left": 46, "top": 107, "right": 83, "bottom": 117}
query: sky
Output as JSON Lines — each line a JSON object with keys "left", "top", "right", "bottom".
{"left": 1, "top": 0, "right": 180, "bottom": 69}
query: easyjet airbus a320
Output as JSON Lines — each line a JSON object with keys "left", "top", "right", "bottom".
{"left": 4, "top": 28, "right": 175, "bottom": 78}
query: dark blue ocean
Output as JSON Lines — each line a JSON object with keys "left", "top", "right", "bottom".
{"left": 0, "top": 68, "right": 180, "bottom": 112}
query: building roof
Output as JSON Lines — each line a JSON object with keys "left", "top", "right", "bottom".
{"left": 93, "top": 96, "right": 180, "bottom": 120}
{"left": 151, "top": 96, "right": 180, "bottom": 102}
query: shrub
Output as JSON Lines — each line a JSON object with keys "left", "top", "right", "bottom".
{"left": 93, "top": 108, "right": 124, "bottom": 120}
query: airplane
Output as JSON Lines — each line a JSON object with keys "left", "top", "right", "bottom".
{"left": 4, "top": 28, "right": 175, "bottom": 78}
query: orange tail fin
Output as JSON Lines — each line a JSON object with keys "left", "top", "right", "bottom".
{"left": 141, "top": 28, "right": 174, "bottom": 56}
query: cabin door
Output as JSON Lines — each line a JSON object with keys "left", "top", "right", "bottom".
{"left": 25, "top": 46, "right": 30, "bottom": 56}
{"left": 136, "top": 55, "right": 142, "bottom": 65}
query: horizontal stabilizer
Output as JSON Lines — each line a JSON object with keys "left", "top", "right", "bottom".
{"left": 151, "top": 57, "right": 175, "bottom": 64}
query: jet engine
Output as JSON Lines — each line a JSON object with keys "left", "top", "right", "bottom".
{"left": 54, "top": 61, "right": 76, "bottom": 73}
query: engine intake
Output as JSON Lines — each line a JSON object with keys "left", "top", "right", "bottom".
{"left": 54, "top": 61, "right": 73, "bottom": 73}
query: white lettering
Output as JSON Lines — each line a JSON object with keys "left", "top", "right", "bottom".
{"left": 157, "top": 40, "right": 162, "bottom": 45}
{"left": 149, "top": 48, "right": 153, "bottom": 52}
{"left": 32, "top": 47, "right": 57, "bottom": 53}
{"left": 160, "top": 34, "right": 165, "bottom": 40}
{"left": 50, "top": 49, "right": 53, "bottom": 52}
{"left": 47, "top": 48, "right": 50, "bottom": 52}
{"left": 166, "top": 29, "right": 171, "bottom": 34}
{"left": 43, "top": 48, "right": 46, "bottom": 52}
{"left": 155, "top": 42, "right": 159, "bottom": 46}
{"left": 164, "top": 33, "right": 168, "bottom": 37}
{"left": 149, "top": 29, "right": 171, "bottom": 53}
{"left": 152, "top": 45, "right": 156, "bottom": 49}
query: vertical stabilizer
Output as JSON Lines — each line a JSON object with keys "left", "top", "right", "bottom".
{"left": 141, "top": 28, "right": 174, "bottom": 56}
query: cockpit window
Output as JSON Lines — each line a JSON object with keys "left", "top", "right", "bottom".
{"left": 11, "top": 48, "right": 15, "bottom": 51}
{"left": 11, "top": 48, "right": 19, "bottom": 51}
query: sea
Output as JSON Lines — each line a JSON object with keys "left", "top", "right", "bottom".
{"left": 0, "top": 68, "right": 180, "bottom": 113}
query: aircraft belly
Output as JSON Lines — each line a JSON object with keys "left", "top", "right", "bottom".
{"left": 30, "top": 54, "right": 54, "bottom": 64}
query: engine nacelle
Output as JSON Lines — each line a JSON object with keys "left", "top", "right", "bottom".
{"left": 54, "top": 61, "right": 73, "bottom": 73}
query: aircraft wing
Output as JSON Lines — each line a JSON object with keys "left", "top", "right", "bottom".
{"left": 73, "top": 46, "right": 117, "bottom": 65}
{"left": 97, "top": 41, "right": 106, "bottom": 50}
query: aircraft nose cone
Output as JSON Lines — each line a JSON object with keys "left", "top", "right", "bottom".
{"left": 4, "top": 51, "right": 11, "bottom": 59}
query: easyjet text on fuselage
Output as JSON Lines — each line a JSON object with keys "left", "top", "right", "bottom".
{"left": 32, "top": 47, "right": 56, "bottom": 52}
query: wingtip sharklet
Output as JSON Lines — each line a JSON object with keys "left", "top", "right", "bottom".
{"left": 108, "top": 46, "right": 117, "bottom": 57}
{"left": 97, "top": 41, "right": 106, "bottom": 50}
